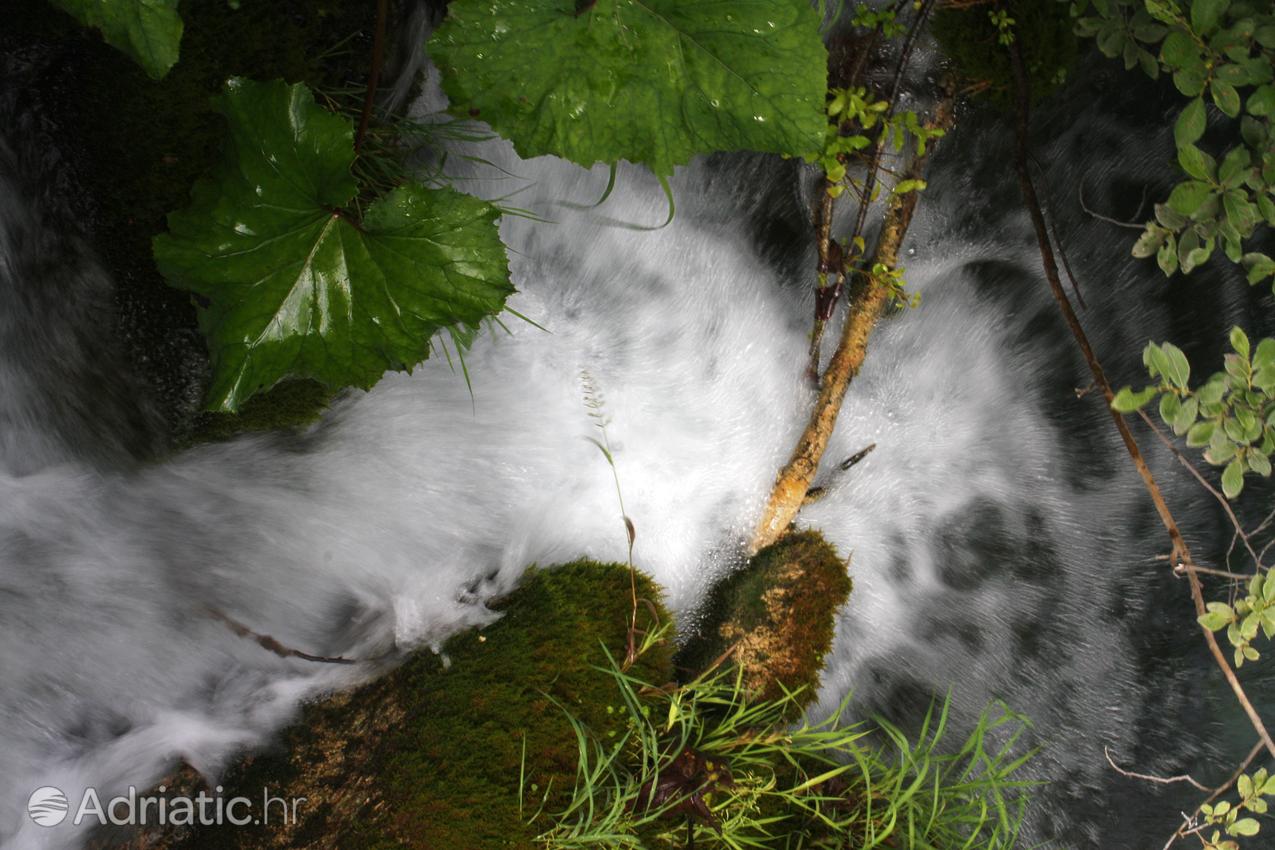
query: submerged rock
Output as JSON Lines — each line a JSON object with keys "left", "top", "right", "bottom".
{"left": 95, "top": 561, "right": 672, "bottom": 850}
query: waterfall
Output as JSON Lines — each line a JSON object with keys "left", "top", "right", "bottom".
{"left": 1, "top": 40, "right": 1271, "bottom": 850}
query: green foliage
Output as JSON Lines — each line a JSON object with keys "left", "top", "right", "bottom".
{"left": 1196, "top": 766, "right": 1275, "bottom": 848}
{"left": 990, "top": 10, "right": 1018, "bottom": 46}
{"left": 535, "top": 657, "right": 1035, "bottom": 849}
{"left": 1112, "top": 327, "right": 1275, "bottom": 499}
{"left": 154, "top": 78, "right": 513, "bottom": 413}
{"left": 804, "top": 83, "right": 944, "bottom": 200}
{"left": 849, "top": 4, "right": 904, "bottom": 38}
{"left": 1074, "top": 0, "right": 1275, "bottom": 289}
{"left": 873, "top": 261, "right": 922, "bottom": 309}
{"left": 428, "top": 0, "right": 828, "bottom": 177}
{"left": 48, "top": 0, "right": 182, "bottom": 79}
{"left": 1195, "top": 570, "right": 1275, "bottom": 668}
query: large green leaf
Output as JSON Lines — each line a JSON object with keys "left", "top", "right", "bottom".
{"left": 154, "top": 79, "right": 513, "bottom": 413}
{"left": 429, "top": 0, "right": 828, "bottom": 176}
{"left": 50, "top": 0, "right": 183, "bottom": 79}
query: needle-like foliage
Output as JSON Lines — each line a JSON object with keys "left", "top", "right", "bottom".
{"left": 530, "top": 648, "right": 1036, "bottom": 850}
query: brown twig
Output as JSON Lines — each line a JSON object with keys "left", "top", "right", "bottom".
{"left": 206, "top": 607, "right": 358, "bottom": 665}
{"left": 1104, "top": 746, "right": 1208, "bottom": 791}
{"left": 1160, "top": 557, "right": 1254, "bottom": 581}
{"left": 1077, "top": 181, "right": 1148, "bottom": 230}
{"left": 845, "top": 0, "right": 937, "bottom": 252}
{"left": 354, "top": 0, "right": 389, "bottom": 154}
{"left": 1005, "top": 35, "right": 1275, "bottom": 763}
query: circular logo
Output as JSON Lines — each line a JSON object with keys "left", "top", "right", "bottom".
{"left": 27, "top": 786, "right": 69, "bottom": 827}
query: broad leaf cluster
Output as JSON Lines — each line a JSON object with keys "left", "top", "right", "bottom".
{"left": 154, "top": 79, "right": 512, "bottom": 412}
{"left": 428, "top": 0, "right": 828, "bottom": 176}
{"left": 48, "top": 0, "right": 183, "bottom": 79}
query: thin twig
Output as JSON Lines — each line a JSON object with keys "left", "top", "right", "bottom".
{"left": 1161, "top": 558, "right": 1255, "bottom": 581}
{"left": 206, "top": 607, "right": 358, "bottom": 665}
{"left": 1028, "top": 159, "right": 1086, "bottom": 309}
{"left": 1104, "top": 746, "right": 1208, "bottom": 791}
{"left": 1005, "top": 35, "right": 1275, "bottom": 763}
{"left": 840, "top": 442, "right": 878, "bottom": 470}
{"left": 1077, "top": 181, "right": 1147, "bottom": 230}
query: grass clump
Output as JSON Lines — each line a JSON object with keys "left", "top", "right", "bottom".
{"left": 535, "top": 654, "right": 1036, "bottom": 850}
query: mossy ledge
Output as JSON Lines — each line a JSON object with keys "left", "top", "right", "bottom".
{"left": 678, "top": 530, "right": 852, "bottom": 707}
{"left": 93, "top": 561, "right": 672, "bottom": 850}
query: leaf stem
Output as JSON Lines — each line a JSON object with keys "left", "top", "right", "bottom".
{"left": 355, "top": 0, "right": 389, "bottom": 154}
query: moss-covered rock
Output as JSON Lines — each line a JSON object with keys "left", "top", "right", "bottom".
{"left": 678, "top": 530, "right": 851, "bottom": 707}
{"left": 94, "top": 561, "right": 672, "bottom": 850}
{"left": 176, "top": 380, "right": 334, "bottom": 447}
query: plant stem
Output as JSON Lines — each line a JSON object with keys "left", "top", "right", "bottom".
{"left": 1004, "top": 35, "right": 1275, "bottom": 762}
{"left": 750, "top": 89, "right": 955, "bottom": 554}
{"left": 355, "top": 0, "right": 389, "bottom": 154}
{"left": 808, "top": 0, "right": 934, "bottom": 381}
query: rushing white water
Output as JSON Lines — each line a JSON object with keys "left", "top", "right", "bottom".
{"left": 2, "top": 37, "right": 1272, "bottom": 850}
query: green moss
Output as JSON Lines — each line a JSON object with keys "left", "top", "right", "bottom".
{"left": 678, "top": 530, "right": 851, "bottom": 708}
{"left": 177, "top": 380, "right": 333, "bottom": 446}
{"left": 8, "top": 0, "right": 382, "bottom": 440}
{"left": 152, "top": 561, "right": 672, "bottom": 850}
{"left": 931, "top": 1, "right": 1079, "bottom": 107}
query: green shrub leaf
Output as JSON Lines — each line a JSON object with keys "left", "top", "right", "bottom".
{"left": 1162, "top": 342, "right": 1192, "bottom": 388}
{"left": 50, "top": 0, "right": 183, "bottom": 79}
{"left": 1174, "top": 97, "right": 1208, "bottom": 147}
{"left": 1112, "top": 386, "right": 1160, "bottom": 412}
{"left": 1223, "top": 456, "right": 1245, "bottom": 498}
{"left": 1212, "top": 79, "right": 1242, "bottom": 117}
{"left": 154, "top": 79, "right": 513, "bottom": 412}
{"left": 1190, "top": 0, "right": 1228, "bottom": 34}
{"left": 1228, "top": 817, "right": 1261, "bottom": 837}
{"left": 429, "top": 0, "right": 828, "bottom": 176}
{"left": 1177, "top": 144, "right": 1216, "bottom": 180}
